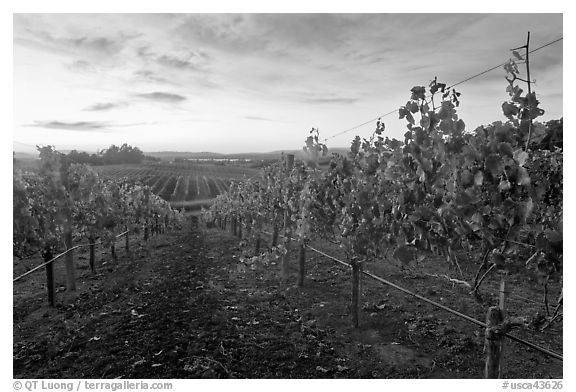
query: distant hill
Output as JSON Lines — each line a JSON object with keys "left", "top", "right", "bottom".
{"left": 13, "top": 142, "right": 39, "bottom": 155}
{"left": 13, "top": 151, "right": 38, "bottom": 160}
{"left": 13, "top": 146, "right": 351, "bottom": 163}
{"left": 144, "top": 151, "right": 227, "bottom": 160}
{"left": 145, "top": 147, "right": 351, "bottom": 162}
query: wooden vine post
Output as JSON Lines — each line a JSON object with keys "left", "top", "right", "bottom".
{"left": 125, "top": 227, "right": 130, "bottom": 256}
{"left": 281, "top": 154, "right": 295, "bottom": 278}
{"left": 298, "top": 241, "right": 306, "bottom": 287}
{"left": 524, "top": 31, "right": 533, "bottom": 150}
{"left": 509, "top": 32, "right": 534, "bottom": 151}
{"left": 271, "top": 216, "right": 279, "bottom": 247}
{"left": 351, "top": 258, "right": 362, "bottom": 328}
{"left": 111, "top": 243, "right": 117, "bottom": 264}
{"left": 485, "top": 273, "right": 508, "bottom": 378}
{"left": 43, "top": 247, "right": 55, "bottom": 306}
{"left": 63, "top": 229, "right": 76, "bottom": 291}
{"left": 285, "top": 153, "right": 295, "bottom": 172}
{"left": 499, "top": 275, "right": 508, "bottom": 313}
{"left": 485, "top": 306, "right": 504, "bottom": 378}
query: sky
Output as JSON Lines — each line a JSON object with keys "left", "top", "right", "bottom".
{"left": 13, "top": 13, "right": 563, "bottom": 154}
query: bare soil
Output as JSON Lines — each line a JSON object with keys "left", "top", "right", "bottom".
{"left": 13, "top": 225, "right": 562, "bottom": 378}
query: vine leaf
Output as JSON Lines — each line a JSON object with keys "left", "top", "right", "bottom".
{"left": 474, "top": 171, "right": 484, "bottom": 187}
{"left": 513, "top": 150, "right": 529, "bottom": 166}
{"left": 529, "top": 123, "right": 548, "bottom": 144}
{"left": 498, "top": 142, "right": 514, "bottom": 158}
{"left": 484, "top": 154, "right": 503, "bottom": 177}
{"left": 498, "top": 179, "right": 511, "bottom": 192}
{"left": 517, "top": 198, "right": 534, "bottom": 223}
{"left": 502, "top": 102, "right": 519, "bottom": 118}
{"left": 407, "top": 101, "right": 419, "bottom": 114}
{"left": 516, "top": 167, "right": 530, "bottom": 186}
{"left": 512, "top": 50, "right": 524, "bottom": 61}
{"left": 410, "top": 86, "right": 426, "bottom": 100}
{"left": 350, "top": 136, "right": 361, "bottom": 156}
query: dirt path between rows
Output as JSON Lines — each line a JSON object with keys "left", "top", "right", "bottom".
{"left": 13, "top": 227, "right": 562, "bottom": 378}
{"left": 15, "top": 228, "right": 349, "bottom": 378}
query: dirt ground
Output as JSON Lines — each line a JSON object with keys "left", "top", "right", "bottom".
{"left": 13, "top": 224, "right": 563, "bottom": 379}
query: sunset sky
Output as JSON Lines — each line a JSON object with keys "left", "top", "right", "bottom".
{"left": 13, "top": 13, "right": 563, "bottom": 154}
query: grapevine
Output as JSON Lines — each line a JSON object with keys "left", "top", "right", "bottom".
{"left": 204, "top": 63, "right": 562, "bottom": 325}
{"left": 13, "top": 146, "right": 185, "bottom": 288}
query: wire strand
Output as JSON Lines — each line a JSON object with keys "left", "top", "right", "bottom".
{"left": 323, "top": 37, "right": 563, "bottom": 142}
{"left": 13, "top": 230, "right": 130, "bottom": 283}
{"left": 304, "top": 243, "right": 563, "bottom": 361}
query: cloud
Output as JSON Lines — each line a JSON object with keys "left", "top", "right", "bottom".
{"left": 67, "top": 60, "right": 94, "bottom": 72}
{"left": 112, "top": 121, "right": 160, "bottom": 128}
{"left": 83, "top": 102, "right": 128, "bottom": 111}
{"left": 136, "top": 92, "right": 187, "bottom": 102}
{"left": 303, "top": 96, "right": 358, "bottom": 105}
{"left": 253, "top": 14, "right": 362, "bottom": 52}
{"left": 156, "top": 54, "right": 200, "bottom": 70}
{"left": 244, "top": 115, "right": 275, "bottom": 122}
{"left": 19, "top": 27, "right": 136, "bottom": 57}
{"left": 133, "top": 70, "right": 173, "bottom": 85}
{"left": 137, "top": 45, "right": 210, "bottom": 72}
{"left": 25, "top": 120, "right": 157, "bottom": 131}
{"left": 68, "top": 36, "right": 120, "bottom": 55}
{"left": 26, "top": 121, "right": 109, "bottom": 131}
{"left": 171, "top": 14, "right": 414, "bottom": 57}
{"left": 175, "top": 14, "right": 268, "bottom": 54}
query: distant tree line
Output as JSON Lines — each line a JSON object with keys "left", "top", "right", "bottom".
{"left": 66, "top": 143, "right": 160, "bottom": 165}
